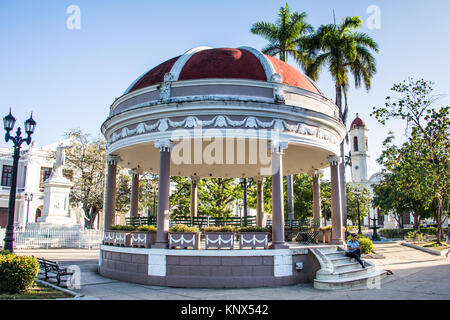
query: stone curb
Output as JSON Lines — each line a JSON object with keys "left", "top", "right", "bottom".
{"left": 401, "top": 242, "right": 447, "bottom": 256}
{"left": 35, "top": 278, "right": 99, "bottom": 300}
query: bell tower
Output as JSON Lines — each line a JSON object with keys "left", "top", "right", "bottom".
{"left": 349, "top": 113, "right": 370, "bottom": 183}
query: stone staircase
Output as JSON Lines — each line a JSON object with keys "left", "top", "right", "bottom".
{"left": 311, "top": 246, "right": 387, "bottom": 290}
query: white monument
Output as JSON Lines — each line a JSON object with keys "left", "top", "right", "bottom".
{"left": 28, "top": 142, "right": 81, "bottom": 230}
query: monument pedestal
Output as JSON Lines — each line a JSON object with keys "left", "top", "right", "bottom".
{"left": 30, "top": 174, "right": 82, "bottom": 230}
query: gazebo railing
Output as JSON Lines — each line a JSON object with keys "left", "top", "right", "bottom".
{"left": 125, "top": 216, "right": 257, "bottom": 228}
{"left": 265, "top": 218, "right": 313, "bottom": 229}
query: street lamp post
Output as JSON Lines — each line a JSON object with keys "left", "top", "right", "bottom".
{"left": 354, "top": 189, "right": 362, "bottom": 235}
{"left": 239, "top": 178, "right": 253, "bottom": 227}
{"left": 3, "top": 109, "right": 36, "bottom": 253}
{"left": 24, "top": 193, "right": 33, "bottom": 227}
{"left": 239, "top": 178, "right": 248, "bottom": 226}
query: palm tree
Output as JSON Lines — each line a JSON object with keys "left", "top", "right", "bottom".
{"left": 302, "top": 16, "right": 379, "bottom": 224}
{"left": 250, "top": 3, "right": 313, "bottom": 68}
{"left": 251, "top": 3, "right": 314, "bottom": 221}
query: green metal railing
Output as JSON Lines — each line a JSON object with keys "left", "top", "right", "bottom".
{"left": 125, "top": 215, "right": 257, "bottom": 228}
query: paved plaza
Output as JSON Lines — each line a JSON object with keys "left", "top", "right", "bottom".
{"left": 15, "top": 241, "right": 450, "bottom": 300}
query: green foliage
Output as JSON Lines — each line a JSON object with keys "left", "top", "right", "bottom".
{"left": 0, "top": 250, "right": 11, "bottom": 255}
{"left": 109, "top": 225, "right": 137, "bottom": 231}
{"left": 137, "top": 225, "right": 157, "bottom": 232}
{"left": 0, "top": 253, "right": 39, "bottom": 294}
{"left": 346, "top": 184, "right": 372, "bottom": 224}
{"left": 203, "top": 226, "right": 235, "bottom": 233}
{"left": 420, "top": 227, "right": 438, "bottom": 235}
{"left": 169, "top": 224, "right": 199, "bottom": 233}
{"left": 139, "top": 173, "right": 159, "bottom": 216}
{"left": 169, "top": 176, "right": 191, "bottom": 217}
{"left": 346, "top": 225, "right": 365, "bottom": 231}
{"left": 346, "top": 234, "right": 374, "bottom": 254}
{"left": 198, "top": 178, "right": 241, "bottom": 218}
{"left": 64, "top": 128, "right": 106, "bottom": 229}
{"left": 379, "top": 228, "right": 413, "bottom": 239}
{"left": 372, "top": 78, "right": 450, "bottom": 242}
{"left": 115, "top": 172, "right": 131, "bottom": 214}
{"left": 237, "top": 226, "right": 267, "bottom": 233}
{"left": 250, "top": 3, "right": 313, "bottom": 66}
{"left": 405, "top": 230, "right": 425, "bottom": 242}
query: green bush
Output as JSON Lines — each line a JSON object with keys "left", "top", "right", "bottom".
{"left": 346, "top": 234, "right": 374, "bottom": 254}
{"left": 109, "top": 225, "right": 137, "bottom": 231}
{"left": 203, "top": 226, "right": 234, "bottom": 233}
{"left": 237, "top": 226, "right": 267, "bottom": 233}
{"left": 0, "top": 253, "right": 39, "bottom": 294}
{"left": 420, "top": 227, "right": 438, "bottom": 235}
{"left": 346, "top": 225, "right": 365, "bottom": 231}
{"left": 405, "top": 230, "right": 425, "bottom": 242}
{"left": 169, "top": 224, "right": 199, "bottom": 233}
{"left": 0, "top": 250, "right": 11, "bottom": 255}
{"left": 379, "top": 228, "right": 413, "bottom": 239}
{"left": 137, "top": 225, "right": 157, "bottom": 232}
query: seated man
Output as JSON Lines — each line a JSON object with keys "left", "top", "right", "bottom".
{"left": 346, "top": 233, "right": 365, "bottom": 268}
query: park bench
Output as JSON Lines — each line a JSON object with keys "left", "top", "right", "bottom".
{"left": 36, "top": 257, "right": 74, "bottom": 286}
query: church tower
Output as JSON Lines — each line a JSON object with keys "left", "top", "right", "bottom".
{"left": 349, "top": 114, "right": 370, "bottom": 183}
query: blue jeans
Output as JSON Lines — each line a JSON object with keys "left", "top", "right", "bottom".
{"left": 346, "top": 249, "right": 364, "bottom": 266}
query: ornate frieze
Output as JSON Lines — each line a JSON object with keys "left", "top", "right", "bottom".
{"left": 107, "top": 115, "right": 338, "bottom": 146}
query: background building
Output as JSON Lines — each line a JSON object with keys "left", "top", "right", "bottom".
{"left": 0, "top": 140, "right": 85, "bottom": 229}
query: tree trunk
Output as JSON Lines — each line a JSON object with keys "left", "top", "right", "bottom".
{"left": 436, "top": 198, "right": 443, "bottom": 244}
{"left": 335, "top": 85, "right": 347, "bottom": 227}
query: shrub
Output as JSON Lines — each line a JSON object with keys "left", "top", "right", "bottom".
{"left": 346, "top": 225, "right": 365, "bottom": 231}
{"left": 405, "top": 230, "right": 425, "bottom": 242}
{"left": 346, "top": 234, "right": 374, "bottom": 254}
{"left": 0, "top": 250, "right": 11, "bottom": 255}
{"left": 137, "top": 225, "right": 157, "bottom": 232}
{"left": 109, "top": 225, "right": 137, "bottom": 231}
{"left": 169, "top": 224, "right": 199, "bottom": 233}
{"left": 379, "top": 228, "right": 413, "bottom": 239}
{"left": 420, "top": 227, "right": 438, "bottom": 235}
{"left": 203, "top": 226, "right": 234, "bottom": 233}
{"left": 0, "top": 253, "right": 39, "bottom": 294}
{"left": 237, "top": 226, "right": 267, "bottom": 233}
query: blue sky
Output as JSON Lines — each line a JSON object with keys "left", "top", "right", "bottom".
{"left": 1, "top": 0, "right": 449, "bottom": 176}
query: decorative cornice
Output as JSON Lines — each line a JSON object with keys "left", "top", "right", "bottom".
{"left": 107, "top": 115, "right": 338, "bottom": 147}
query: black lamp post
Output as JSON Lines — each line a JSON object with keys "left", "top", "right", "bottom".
{"left": 354, "top": 189, "right": 362, "bottom": 235}
{"left": 3, "top": 109, "right": 36, "bottom": 253}
{"left": 24, "top": 193, "right": 33, "bottom": 227}
{"left": 239, "top": 178, "right": 248, "bottom": 226}
{"left": 239, "top": 178, "right": 253, "bottom": 227}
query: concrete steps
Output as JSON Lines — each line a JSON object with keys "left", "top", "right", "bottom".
{"left": 312, "top": 248, "right": 387, "bottom": 290}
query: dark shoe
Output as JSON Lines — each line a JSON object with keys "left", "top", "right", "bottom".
{"left": 361, "top": 262, "right": 366, "bottom": 268}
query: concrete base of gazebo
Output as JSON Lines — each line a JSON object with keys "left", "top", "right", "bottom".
{"left": 98, "top": 244, "right": 338, "bottom": 288}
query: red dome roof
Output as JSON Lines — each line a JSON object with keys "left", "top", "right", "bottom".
{"left": 350, "top": 114, "right": 366, "bottom": 128}
{"left": 179, "top": 48, "right": 267, "bottom": 82}
{"left": 125, "top": 47, "right": 321, "bottom": 95}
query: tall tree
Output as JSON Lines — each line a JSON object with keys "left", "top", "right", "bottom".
{"left": 64, "top": 129, "right": 106, "bottom": 229}
{"left": 250, "top": 3, "right": 313, "bottom": 68}
{"left": 372, "top": 79, "right": 450, "bottom": 242}
{"left": 251, "top": 3, "right": 314, "bottom": 222}
{"left": 302, "top": 16, "right": 379, "bottom": 224}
